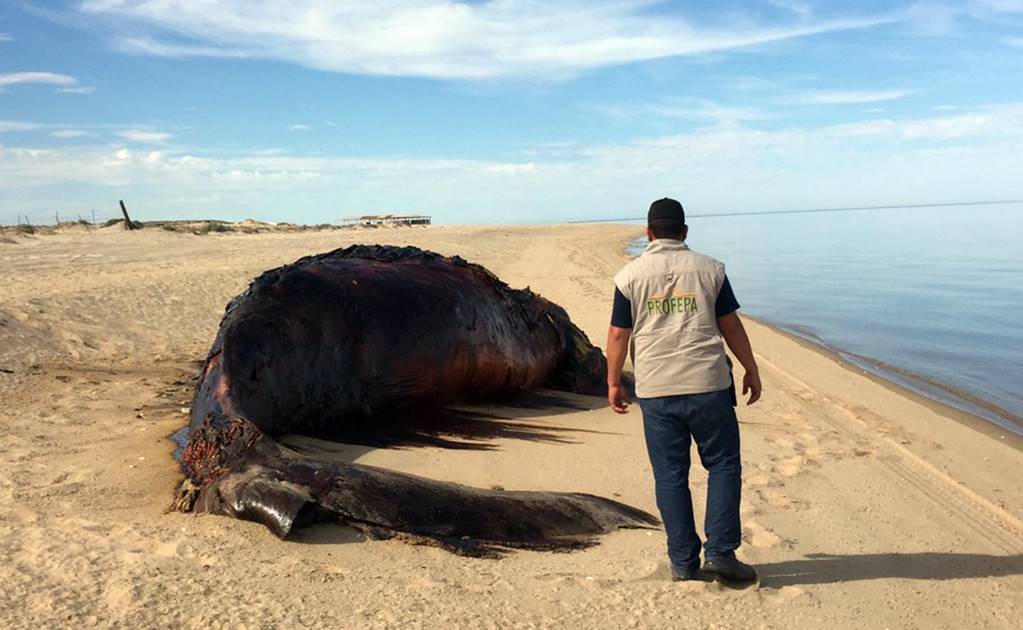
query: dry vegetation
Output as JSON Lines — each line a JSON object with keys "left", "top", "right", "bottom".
{"left": 0, "top": 217, "right": 428, "bottom": 244}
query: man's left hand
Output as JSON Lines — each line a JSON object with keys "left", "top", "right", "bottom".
{"left": 743, "top": 370, "right": 762, "bottom": 405}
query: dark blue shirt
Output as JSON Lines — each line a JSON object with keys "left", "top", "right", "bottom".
{"left": 611, "top": 275, "right": 739, "bottom": 329}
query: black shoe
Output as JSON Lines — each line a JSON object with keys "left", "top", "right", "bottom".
{"left": 702, "top": 556, "right": 758, "bottom": 583}
{"left": 671, "top": 567, "right": 713, "bottom": 582}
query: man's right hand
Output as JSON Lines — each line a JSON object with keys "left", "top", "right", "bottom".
{"left": 743, "top": 370, "right": 762, "bottom": 405}
{"left": 608, "top": 382, "right": 631, "bottom": 414}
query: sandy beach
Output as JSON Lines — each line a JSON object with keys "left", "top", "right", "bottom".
{"left": 1, "top": 223, "right": 1021, "bottom": 629}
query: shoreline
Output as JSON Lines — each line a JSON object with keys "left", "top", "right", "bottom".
{"left": 762, "top": 320, "right": 1023, "bottom": 438}
{"left": 614, "top": 232, "right": 1023, "bottom": 451}
{"left": 746, "top": 314, "right": 1023, "bottom": 452}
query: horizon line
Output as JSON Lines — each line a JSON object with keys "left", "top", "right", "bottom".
{"left": 569, "top": 199, "right": 1023, "bottom": 223}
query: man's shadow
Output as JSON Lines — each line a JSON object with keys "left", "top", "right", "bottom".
{"left": 758, "top": 553, "right": 1023, "bottom": 587}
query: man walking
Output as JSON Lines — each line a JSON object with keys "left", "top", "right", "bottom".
{"left": 606, "top": 198, "right": 762, "bottom": 583}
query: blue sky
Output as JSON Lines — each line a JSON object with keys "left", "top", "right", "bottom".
{"left": 1, "top": 1, "right": 1022, "bottom": 225}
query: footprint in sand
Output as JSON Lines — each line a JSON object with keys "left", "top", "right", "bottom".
{"left": 63, "top": 516, "right": 110, "bottom": 534}
{"left": 763, "top": 585, "right": 808, "bottom": 601}
{"left": 154, "top": 540, "right": 196, "bottom": 559}
{"left": 772, "top": 437, "right": 797, "bottom": 450}
{"left": 778, "top": 411, "right": 802, "bottom": 424}
{"left": 743, "top": 520, "right": 782, "bottom": 548}
{"left": 774, "top": 455, "right": 803, "bottom": 477}
{"left": 759, "top": 489, "right": 799, "bottom": 509}
{"left": 101, "top": 579, "right": 142, "bottom": 611}
{"left": 745, "top": 473, "right": 780, "bottom": 489}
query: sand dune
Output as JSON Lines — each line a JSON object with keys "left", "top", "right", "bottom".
{"left": 1, "top": 225, "right": 1021, "bottom": 628}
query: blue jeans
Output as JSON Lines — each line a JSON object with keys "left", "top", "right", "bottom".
{"left": 638, "top": 388, "right": 742, "bottom": 574}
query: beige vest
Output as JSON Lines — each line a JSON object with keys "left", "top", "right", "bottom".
{"left": 613, "top": 239, "right": 731, "bottom": 398}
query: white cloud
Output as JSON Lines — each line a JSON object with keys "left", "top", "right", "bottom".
{"left": 514, "top": 141, "right": 583, "bottom": 160}
{"left": 591, "top": 98, "right": 769, "bottom": 124}
{"left": 50, "top": 129, "right": 92, "bottom": 138}
{"left": 2, "top": 120, "right": 161, "bottom": 139}
{"left": 78, "top": 1, "right": 892, "bottom": 79}
{"left": 900, "top": 0, "right": 1023, "bottom": 35}
{"left": 58, "top": 86, "right": 96, "bottom": 94}
{"left": 788, "top": 89, "right": 914, "bottom": 105}
{"left": 830, "top": 105, "right": 1023, "bottom": 140}
{"left": 766, "top": 1, "right": 813, "bottom": 19}
{"left": 970, "top": 0, "right": 1023, "bottom": 14}
{"left": 0, "top": 120, "right": 43, "bottom": 132}
{"left": 483, "top": 162, "right": 537, "bottom": 174}
{"left": 116, "top": 36, "right": 253, "bottom": 59}
{"left": 0, "top": 72, "right": 79, "bottom": 89}
{"left": 1006, "top": 37, "right": 1023, "bottom": 47}
{"left": 552, "top": 104, "right": 1023, "bottom": 214}
{"left": 721, "top": 75, "right": 782, "bottom": 93}
{"left": 0, "top": 72, "right": 94, "bottom": 94}
{"left": 4, "top": 104, "right": 1021, "bottom": 223}
{"left": 0, "top": 33, "right": 13, "bottom": 42}
{"left": 288, "top": 124, "right": 311, "bottom": 132}
{"left": 116, "top": 129, "right": 173, "bottom": 143}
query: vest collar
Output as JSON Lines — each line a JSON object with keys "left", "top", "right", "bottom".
{"left": 643, "top": 238, "right": 690, "bottom": 256}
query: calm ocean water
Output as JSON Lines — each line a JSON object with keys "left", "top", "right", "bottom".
{"left": 625, "top": 203, "right": 1023, "bottom": 436}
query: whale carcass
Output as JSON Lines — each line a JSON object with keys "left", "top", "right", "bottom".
{"left": 175, "top": 244, "right": 655, "bottom": 556}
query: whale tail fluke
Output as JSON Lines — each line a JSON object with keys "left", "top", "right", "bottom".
{"left": 179, "top": 414, "right": 658, "bottom": 557}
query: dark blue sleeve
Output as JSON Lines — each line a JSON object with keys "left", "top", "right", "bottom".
{"left": 611, "top": 287, "right": 633, "bottom": 328}
{"left": 715, "top": 275, "right": 740, "bottom": 317}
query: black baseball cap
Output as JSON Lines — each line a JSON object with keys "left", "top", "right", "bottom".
{"left": 648, "top": 198, "right": 685, "bottom": 224}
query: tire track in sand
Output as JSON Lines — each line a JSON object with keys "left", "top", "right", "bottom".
{"left": 755, "top": 352, "right": 1023, "bottom": 554}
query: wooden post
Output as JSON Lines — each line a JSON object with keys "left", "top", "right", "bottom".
{"left": 119, "top": 200, "right": 138, "bottom": 230}
{"left": 55, "top": 211, "right": 61, "bottom": 231}
{"left": 92, "top": 209, "right": 96, "bottom": 227}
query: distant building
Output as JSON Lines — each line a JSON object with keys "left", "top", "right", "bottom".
{"left": 338, "top": 214, "right": 431, "bottom": 227}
